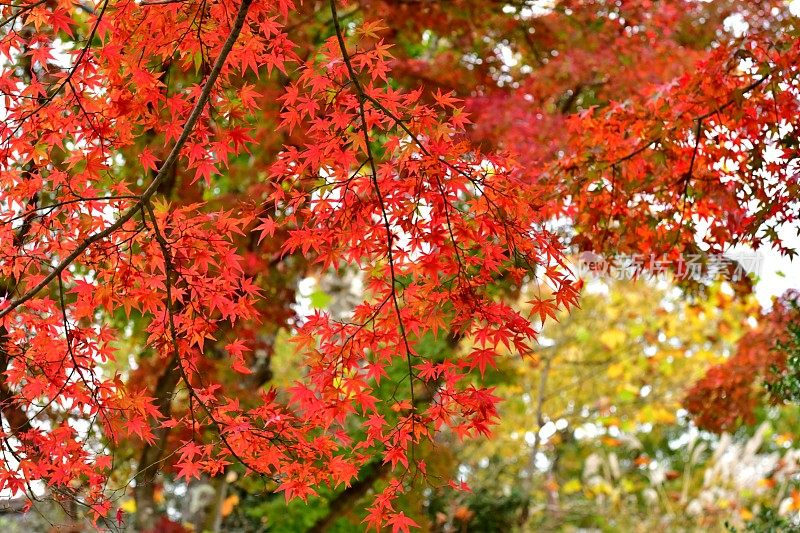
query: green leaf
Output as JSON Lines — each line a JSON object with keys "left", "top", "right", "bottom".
{"left": 309, "top": 290, "right": 332, "bottom": 309}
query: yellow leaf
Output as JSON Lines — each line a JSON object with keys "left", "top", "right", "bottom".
{"left": 607, "top": 363, "right": 624, "bottom": 379}
{"left": 221, "top": 494, "right": 240, "bottom": 517}
{"left": 653, "top": 407, "right": 676, "bottom": 425}
{"left": 563, "top": 478, "right": 582, "bottom": 494}
{"left": 599, "top": 329, "right": 626, "bottom": 349}
{"left": 121, "top": 498, "right": 136, "bottom": 513}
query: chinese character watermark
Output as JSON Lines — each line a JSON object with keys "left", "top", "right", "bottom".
{"left": 574, "top": 251, "right": 762, "bottom": 282}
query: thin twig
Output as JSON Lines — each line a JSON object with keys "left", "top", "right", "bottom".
{"left": 0, "top": 0, "right": 254, "bottom": 319}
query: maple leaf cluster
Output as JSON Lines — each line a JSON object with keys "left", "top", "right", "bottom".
{"left": 0, "top": 0, "right": 580, "bottom": 527}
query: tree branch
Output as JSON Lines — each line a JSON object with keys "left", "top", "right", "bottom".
{"left": 0, "top": 0, "right": 254, "bottom": 320}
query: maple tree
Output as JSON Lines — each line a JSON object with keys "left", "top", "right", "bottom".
{"left": 685, "top": 289, "right": 800, "bottom": 433}
{"left": 0, "top": 0, "right": 799, "bottom": 530}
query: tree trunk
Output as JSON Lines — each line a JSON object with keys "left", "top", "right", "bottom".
{"left": 133, "top": 354, "right": 181, "bottom": 532}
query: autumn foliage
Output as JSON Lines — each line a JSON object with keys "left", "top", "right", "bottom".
{"left": 0, "top": 0, "right": 799, "bottom": 530}
{"left": 685, "top": 290, "right": 800, "bottom": 433}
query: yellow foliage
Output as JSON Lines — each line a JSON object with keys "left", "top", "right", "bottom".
{"left": 637, "top": 406, "right": 677, "bottom": 425}
{"left": 121, "top": 498, "right": 136, "bottom": 513}
{"left": 599, "top": 329, "right": 626, "bottom": 349}
{"left": 562, "top": 478, "right": 582, "bottom": 494}
{"left": 457, "top": 276, "right": 760, "bottom": 522}
{"left": 607, "top": 363, "right": 625, "bottom": 379}
{"left": 222, "top": 494, "right": 240, "bottom": 517}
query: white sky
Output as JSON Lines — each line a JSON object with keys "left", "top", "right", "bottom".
{"left": 735, "top": 227, "right": 800, "bottom": 308}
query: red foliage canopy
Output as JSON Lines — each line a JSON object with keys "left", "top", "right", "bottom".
{"left": 685, "top": 290, "right": 800, "bottom": 433}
